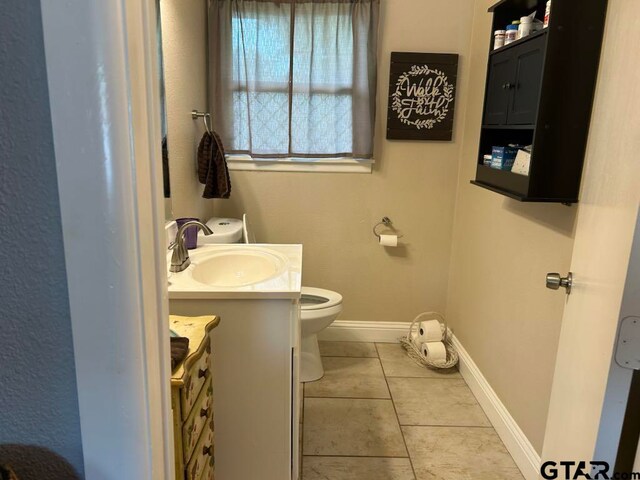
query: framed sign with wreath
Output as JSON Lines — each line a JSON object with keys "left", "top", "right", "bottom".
{"left": 386, "top": 52, "right": 459, "bottom": 141}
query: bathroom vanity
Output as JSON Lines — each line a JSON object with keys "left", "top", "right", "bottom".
{"left": 168, "top": 244, "right": 302, "bottom": 480}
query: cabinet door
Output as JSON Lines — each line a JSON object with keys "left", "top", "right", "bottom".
{"left": 483, "top": 50, "right": 514, "bottom": 125}
{"left": 507, "top": 35, "right": 545, "bottom": 125}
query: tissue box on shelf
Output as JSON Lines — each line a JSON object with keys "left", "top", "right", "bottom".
{"left": 491, "top": 146, "right": 518, "bottom": 170}
{"left": 511, "top": 148, "right": 531, "bottom": 176}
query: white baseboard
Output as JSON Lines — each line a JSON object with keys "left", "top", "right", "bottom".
{"left": 451, "top": 335, "right": 541, "bottom": 480}
{"left": 317, "top": 320, "right": 541, "bottom": 480}
{"left": 318, "top": 320, "right": 408, "bottom": 343}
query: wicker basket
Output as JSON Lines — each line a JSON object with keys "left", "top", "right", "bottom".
{"left": 399, "top": 312, "right": 459, "bottom": 369}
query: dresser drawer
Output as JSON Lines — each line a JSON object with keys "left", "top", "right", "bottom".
{"left": 198, "top": 449, "right": 214, "bottom": 480}
{"left": 186, "top": 414, "right": 214, "bottom": 480}
{"left": 181, "top": 338, "right": 211, "bottom": 418}
{"left": 183, "top": 378, "right": 213, "bottom": 463}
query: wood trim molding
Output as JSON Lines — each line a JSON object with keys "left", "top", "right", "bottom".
{"left": 451, "top": 335, "right": 541, "bottom": 480}
{"left": 40, "top": 0, "right": 173, "bottom": 477}
{"left": 318, "top": 320, "right": 409, "bottom": 343}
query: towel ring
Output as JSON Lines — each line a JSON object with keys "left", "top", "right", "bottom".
{"left": 373, "top": 216, "right": 404, "bottom": 239}
{"left": 192, "top": 109, "right": 212, "bottom": 134}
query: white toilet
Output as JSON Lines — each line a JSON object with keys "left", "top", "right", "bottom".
{"left": 200, "top": 214, "right": 343, "bottom": 382}
{"left": 298, "top": 286, "right": 343, "bottom": 381}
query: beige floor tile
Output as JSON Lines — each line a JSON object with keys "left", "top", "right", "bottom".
{"left": 376, "top": 343, "right": 461, "bottom": 378}
{"left": 303, "top": 456, "right": 415, "bottom": 480}
{"left": 303, "top": 398, "right": 407, "bottom": 457}
{"left": 305, "top": 357, "right": 390, "bottom": 399}
{"left": 402, "top": 426, "right": 524, "bottom": 480}
{"left": 388, "top": 378, "right": 490, "bottom": 427}
{"left": 319, "top": 341, "right": 378, "bottom": 358}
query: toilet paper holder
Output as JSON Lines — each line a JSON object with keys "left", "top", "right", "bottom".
{"left": 373, "top": 217, "right": 404, "bottom": 239}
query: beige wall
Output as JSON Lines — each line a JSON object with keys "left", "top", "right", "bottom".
{"left": 445, "top": 0, "right": 577, "bottom": 454}
{"left": 161, "top": 0, "right": 214, "bottom": 221}
{"left": 214, "top": 0, "right": 475, "bottom": 322}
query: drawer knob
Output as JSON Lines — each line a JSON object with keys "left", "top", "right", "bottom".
{"left": 200, "top": 407, "right": 210, "bottom": 418}
{"left": 203, "top": 445, "right": 213, "bottom": 456}
{"left": 198, "top": 368, "right": 208, "bottom": 378}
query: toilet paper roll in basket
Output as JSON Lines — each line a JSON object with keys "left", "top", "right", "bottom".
{"left": 417, "top": 319, "right": 443, "bottom": 343}
{"left": 400, "top": 311, "right": 458, "bottom": 369}
{"left": 421, "top": 341, "right": 447, "bottom": 363}
{"left": 379, "top": 234, "right": 398, "bottom": 247}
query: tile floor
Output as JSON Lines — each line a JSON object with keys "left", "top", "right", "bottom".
{"left": 301, "top": 341, "right": 524, "bottom": 480}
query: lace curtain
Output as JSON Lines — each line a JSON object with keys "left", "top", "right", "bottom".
{"left": 209, "top": 0, "right": 379, "bottom": 159}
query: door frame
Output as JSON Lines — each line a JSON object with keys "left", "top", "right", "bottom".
{"left": 594, "top": 212, "right": 640, "bottom": 471}
{"left": 40, "top": 0, "right": 173, "bottom": 477}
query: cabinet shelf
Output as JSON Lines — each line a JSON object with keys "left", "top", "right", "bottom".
{"left": 490, "top": 28, "right": 547, "bottom": 57}
{"left": 472, "top": 0, "right": 608, "bottom": 204}
{"left": 471, "top": 164, "right": 579, "bottom": 203}
{"left": 470, "top": 180, "right": 577, "bottom": 203}
{"left": 482, "top": 124, "right": 535, "bottom": 130}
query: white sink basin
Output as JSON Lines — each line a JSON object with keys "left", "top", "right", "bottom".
{"left": 168, "top": 244, "right": 301, "bottom": 299}
{"left": 190, "top": 248, "right": 287, "bottom": 287}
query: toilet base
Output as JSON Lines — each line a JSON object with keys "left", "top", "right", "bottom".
{"left": 300, "top": 334, "right": 324, "bottom": 382}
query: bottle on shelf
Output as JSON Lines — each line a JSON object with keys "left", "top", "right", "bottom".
{"left": 544, "top": 0, "right": 552, "bottom": 28}
{"left": 494, "top": 30, "right": 506, "bottom": 49}
{"left": 518, "top": 15, "right": 533, "bottom": 39}
{"left": 505, "top": 24, "right": 518, "bottom": 45}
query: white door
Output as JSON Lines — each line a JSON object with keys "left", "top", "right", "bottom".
{"left": 541, "top": 0, "right": 640, "bottom": 474}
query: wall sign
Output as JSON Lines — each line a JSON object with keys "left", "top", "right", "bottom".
{"left": 387, "top": 52, "right": 459, "bottom": 141}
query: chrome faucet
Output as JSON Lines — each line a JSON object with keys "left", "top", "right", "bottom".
{"left": 169, "top": 220, "right": 213, "bottom": 272}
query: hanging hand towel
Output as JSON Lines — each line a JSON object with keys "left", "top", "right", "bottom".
{"left": 197, "top": 131, "right": 212, "bottom": 184}
{"left": 197, "top": 130, "right": 231, "bottom": 199}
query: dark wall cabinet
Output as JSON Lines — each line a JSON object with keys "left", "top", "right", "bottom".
{"left": 484, "top": 35, "right": 545, "bottom": 126}
{"left": 484, "top": 51, "right": 513, "bottom": 125}
{"left": 472, "top": 0, "right": 608, "bottom": 204}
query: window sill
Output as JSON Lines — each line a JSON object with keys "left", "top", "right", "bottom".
{"left": 226, "top": 155, "right": 374, "bottom": 173}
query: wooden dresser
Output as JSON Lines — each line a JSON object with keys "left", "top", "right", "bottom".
{"left": 170, "top": 315, "right": 220, "bottom": 480}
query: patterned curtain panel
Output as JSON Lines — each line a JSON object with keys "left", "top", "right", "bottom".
{"left": 209, "top": 0, "right": 379, "bottom": 159}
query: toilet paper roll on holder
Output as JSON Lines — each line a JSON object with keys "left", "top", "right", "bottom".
{"left": 373, "top": 217, "right": 404, "bottom": 239}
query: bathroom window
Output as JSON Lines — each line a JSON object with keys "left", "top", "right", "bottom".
{"left": 209, "top": 0, "right": 379, "bottom": 173}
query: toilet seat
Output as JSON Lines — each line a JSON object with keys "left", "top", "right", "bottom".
{"left": 301, "top": 287, "right": 342, "bottom": 311}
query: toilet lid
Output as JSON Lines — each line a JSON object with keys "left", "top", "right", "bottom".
{"left": 301, "top": 287, "right": 343, "bottom": 311}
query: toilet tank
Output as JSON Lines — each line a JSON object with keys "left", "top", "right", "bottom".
{"left": 197, "top": 217, "right": 243, "bottom": 244}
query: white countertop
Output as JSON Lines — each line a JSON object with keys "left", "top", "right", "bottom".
{"left": 168, "top": 244, "right": 302, "bottom": 300}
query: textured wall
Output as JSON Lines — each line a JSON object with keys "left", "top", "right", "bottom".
{"left": 445, "top": 0, "right": 577, "bottom": 454}
{"left": 0, "top": 1, "right": 84, "bottom": 478}
{"left": 214, "top": 0, "right": 475, "bottom": 322}
{"left": 161, "top": 0, "right": 214, "bottom": 221}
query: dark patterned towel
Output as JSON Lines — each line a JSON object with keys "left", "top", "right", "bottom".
{"left": 197, "top": 130, "right": 231, "bottom": 199}
{"left": 171, "top": 337, "right": 190, "bottom": 371}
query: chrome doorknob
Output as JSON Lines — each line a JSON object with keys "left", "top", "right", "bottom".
{"left": 546, "top": 272, "right": 573, "bottom": 294}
